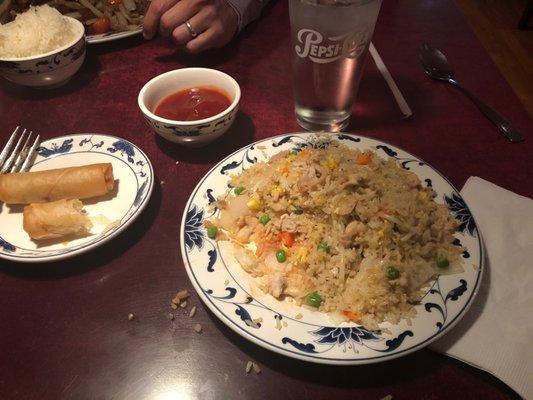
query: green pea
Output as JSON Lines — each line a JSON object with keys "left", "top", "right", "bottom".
{"left": 294, "top": 206, "right": 303, "bottom": 215}
{"left": 317, "top": 242, "right": 330, "bottom": 253}
{"left": 234, "top": 186, "right": 245, "bottom": 195}
{"left": 305, "top": 292, "right": 322, "bottom": 308}
{"left": 436, "top": 256, "right": 450, "bottom": 268}
{"left": 206, "top": 226, "right": 218, "bottom": 239}
{"left": 259, "top": 214, "right": 270, "bottom": 225}
{"left": 289, "top": 150, "right": 298, "bottom": 156}
{"left": 275, "top": 249, "right": 286, "bottom": 263}
{"left": 386, "top": 266, "right": 400, "bottom": 280}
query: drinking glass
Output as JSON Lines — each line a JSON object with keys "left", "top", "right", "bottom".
{"left": 289, "top": 0, "right": 382, "bottom": 131}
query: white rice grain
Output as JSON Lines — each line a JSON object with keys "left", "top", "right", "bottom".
{"left": 252, "top": 362, "right": 261, "bottom": 374}
{"left": 245, "top": 361, "right": 253, "bottom": 374}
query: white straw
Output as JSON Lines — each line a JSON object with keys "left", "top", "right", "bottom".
{"left": 369, "top": 42, "right": 413, "bottom": 118}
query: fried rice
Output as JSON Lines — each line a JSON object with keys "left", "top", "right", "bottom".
{"left": 207, "top": 140, "right": 463, "bottom": 329}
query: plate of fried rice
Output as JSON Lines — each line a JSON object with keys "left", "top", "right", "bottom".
{"left": 180, "top": 133, "right": 483, "bottom": 364}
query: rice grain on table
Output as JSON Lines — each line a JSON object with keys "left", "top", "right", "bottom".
{"left": 172, "top": 290, "right": 189, "bottom": 304}
{"left": 172, "top": 290, "right": 189, "bottom": 309}
{"left": 245, "top": 361, "right": 253, "bottom": 374}
{"left": 189, "top": 306, "right": 197, "bottom": 318}
{"left": 252, "top": 362, "right": 261, "bottom": 374}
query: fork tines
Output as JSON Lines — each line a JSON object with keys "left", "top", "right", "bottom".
{"left": 0, "top": 126, "right": 40, "bottom": 174}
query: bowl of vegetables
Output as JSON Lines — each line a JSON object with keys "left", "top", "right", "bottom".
{"left": 76, "top": 0, "right": 148, "bottom": 42}
{"left": 0, "top": 0, "right": 147, "bottom": 44}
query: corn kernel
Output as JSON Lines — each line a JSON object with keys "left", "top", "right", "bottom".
{"left": 247, "top": 198, "right": 261, "bottom": 210}
{"left": 296, "top": 247, "right": 308, "bottom": 263}
{"left": 325, "top": 155, "right": 338, "bottom": 170}
{"left": 271, "top": 186, "right": 284, "bottom": 197}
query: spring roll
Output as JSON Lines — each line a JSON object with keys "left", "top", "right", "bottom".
{"left": 23, "top": 199, "right": 93, "bottom": 240}
{"left": 0, "top": 163, "right": 114, "bottom": 204}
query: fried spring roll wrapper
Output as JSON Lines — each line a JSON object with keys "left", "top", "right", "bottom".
{"left": 0, "top": 163, "right": 114, "bottom": 204}
{"left": 23, "top": 199, "right": 93, "bottom": 240}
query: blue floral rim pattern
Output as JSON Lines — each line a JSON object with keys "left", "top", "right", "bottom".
{"left": 0, "top": 134, "right": 154, "bottom": 262}
{"left": 180, "top": 133, "right": 484, "bottom": 364}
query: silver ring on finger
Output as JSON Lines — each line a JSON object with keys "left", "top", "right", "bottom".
{"left": 185, "top": 20, "right": 198, "bottom": 38}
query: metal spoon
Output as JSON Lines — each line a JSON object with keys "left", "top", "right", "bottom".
{"left": 419, "top": 43, "right": 524, "bottom": 143}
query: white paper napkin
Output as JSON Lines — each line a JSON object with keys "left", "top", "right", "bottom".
{"left": 430, "top": 176, "right": 533, "bottom": 399}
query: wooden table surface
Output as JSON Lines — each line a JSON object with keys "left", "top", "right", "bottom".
{"left": 0, "top": 0, "right": 531, "bottom": 399}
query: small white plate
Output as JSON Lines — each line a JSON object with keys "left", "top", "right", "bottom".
{"left": 180, "top": 132, "right": 484, "bottom": 365}
{"left": 87, "top": 28, "right": 142, "bottom": 44}
{"left": 0, "top": 133, "right": 154, "bottom": 263}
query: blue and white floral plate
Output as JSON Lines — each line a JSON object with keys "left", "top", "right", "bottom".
{"left": 0, "top": 134, "right": 154, "bottom": 263}
{"left": 180, "top": 133, "right": 484, "bottom": 364}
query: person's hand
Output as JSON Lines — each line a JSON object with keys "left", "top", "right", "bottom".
{"left": 143, "top": 0, "right": 238, "bottom": 53}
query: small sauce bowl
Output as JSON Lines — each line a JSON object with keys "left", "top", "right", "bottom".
{"left": 138, "top": 68, "right": 241, "bottom": 147}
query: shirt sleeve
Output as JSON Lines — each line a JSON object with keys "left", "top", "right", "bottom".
{"left": 226, "top": 0, "right": 269, "bottom": 32}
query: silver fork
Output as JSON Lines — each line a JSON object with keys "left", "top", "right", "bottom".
{"left": 0, "top": 127, "right": 41, "bottom": 174}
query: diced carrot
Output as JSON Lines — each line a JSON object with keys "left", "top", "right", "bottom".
{"left": 278, "top": 231, "right": 295, "bottom": 247}
{"left": 343, "top": 310, "right": 361, "bottom": 321}
{"left": 299, "top": 148, "right": 312, "bottom": 157}
{"left": 356, "top": 152, "right": 372, "bottom": 165}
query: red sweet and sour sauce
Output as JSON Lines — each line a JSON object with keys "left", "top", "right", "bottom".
{"left": 153, "top": 86, "right": 232, "bottom": 121}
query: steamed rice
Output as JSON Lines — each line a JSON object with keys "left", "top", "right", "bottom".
{"left": 208, "top": 140, "right": 463, "bottom": 329}
{"left": 0, "top": 5, "right": 78, "bottom": 59}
